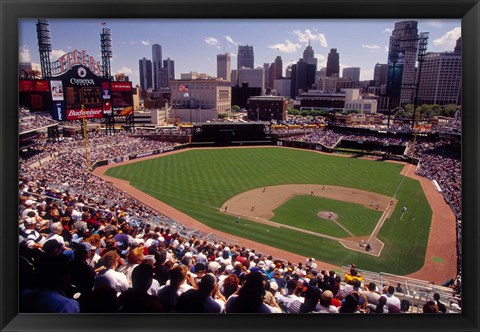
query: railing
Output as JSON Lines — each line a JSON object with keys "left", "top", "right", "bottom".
{"left": 341, "top": 266, "right": 461, "bottom": 313}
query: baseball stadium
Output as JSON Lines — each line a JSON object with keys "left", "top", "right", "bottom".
{"left": 19, "top": 115, "right": 462, "bottom": 314}
{"left": 17, "top": 18, "right": 462, "bottom": 315}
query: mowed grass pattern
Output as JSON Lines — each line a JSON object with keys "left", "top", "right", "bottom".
{"left": 271, "top": 195, "right": 382, "bottom": 238}
{"left": 105, "top": 147, "right": 432, "bottom": 275}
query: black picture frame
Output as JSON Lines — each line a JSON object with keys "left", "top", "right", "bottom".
{"left": 1, "top": 0, "right": 478, "bottom": 331}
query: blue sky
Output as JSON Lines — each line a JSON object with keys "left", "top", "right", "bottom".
{"left": 19, "top": 19, "right": 461, "bottom": 86}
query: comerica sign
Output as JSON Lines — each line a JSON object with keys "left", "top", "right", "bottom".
{"left": 51, "top": 49, "right": 103, "bottom": 77}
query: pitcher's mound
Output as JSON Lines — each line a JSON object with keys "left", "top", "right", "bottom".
{"left": 317, "top": 211, "right": 338, "bottom": 220}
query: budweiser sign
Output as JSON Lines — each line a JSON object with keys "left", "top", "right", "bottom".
{"left": 66, "top": 108, "right": 103, "bottom": 120}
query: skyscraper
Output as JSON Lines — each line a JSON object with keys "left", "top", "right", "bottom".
{"left": 163, "top": 58, "right": 175, "bottom": 80}
{"left": 291, "top": 44, "right": 317, "bottom": 98}
{"left": 373, "top": 63, "right": 388, "bottom": 86}
{"left": 217, "top": 53, "right": 231, "bottom": 81}
{"left": 342, "top": 67, "right": 360, "bottom": 82}
{"left": 139, "top": 57, "right": 153, "bottom": 91}
{"left": 417, "top": 38, "right": 461, "bottom": 105}
{"left": 290, "top": 59, "right": 316, "bottom": 98}
{"left": 274, "top": 56, "right": 283, "bottom": 79}
{"left": 386, "top": 20, "right": 419, "bottom": 107}
{"left": 302, "top": 41, "right": 317, "bottom": 65}
{"left": 326, "top": 49, "right": 340, "bottom": 77}
{"left": 152, "top": 44, "right": 162, "bottom": 90}
{"left": 237, "top": 45, "right": 254, "bottom": 69}
{"left": 268, "top": 56, "right": 283, "bottom": 90}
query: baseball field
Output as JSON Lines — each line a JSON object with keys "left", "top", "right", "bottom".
{"left": 104, "top": 147, "right": 432, "bottom": 275}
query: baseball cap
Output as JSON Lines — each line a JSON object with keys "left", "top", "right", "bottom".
{"left": 79, "top": 242, "right": 97, "bottom": 252}
{"left": 43, "top": 239, "right": 63, "bottom": 253}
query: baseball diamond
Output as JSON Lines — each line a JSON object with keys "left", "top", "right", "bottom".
{"left": 96, "top": 146, "right": 457, "bottom": 283}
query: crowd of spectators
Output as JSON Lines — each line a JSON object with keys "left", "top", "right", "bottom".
{"left": 19, "top": 111, "right": 58, "bottom": 133}
{"left": 412, "top": 138, "right": 461, "bottom": 219}
{"left": 283, "top": 129, "right": 409, "bottom": 148}
{"left": 19, "top": 191, "right": 461, "bottom": 314}
{"left": 282, "top": 129, "right": 344, "bottom": 148}
{"left": 17, "top": 109, "right": 462, "bottom": 314}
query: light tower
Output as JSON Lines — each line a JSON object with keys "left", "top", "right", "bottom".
{"left": 101, "top": 27, "right": 113, "bottom": 79}
{"left": 412, "top": 32, "right": 429, "bottom": 130}
{"left": 36, "top": 19, "right": 52, "bottom": 78}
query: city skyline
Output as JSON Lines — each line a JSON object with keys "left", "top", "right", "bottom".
{"left": 19, "top": 19, "right": 460, "bottom": 87}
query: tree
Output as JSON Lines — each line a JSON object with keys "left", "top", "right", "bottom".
{"left": 288, "top": 109, "right": 300, "bottom": 116}
{"left": 232, "top": 105, "right": 241, "bottom": 112}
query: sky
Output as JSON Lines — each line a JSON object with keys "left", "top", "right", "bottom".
{"left": 19, "top": 19, "right": 461, "bottom": 86}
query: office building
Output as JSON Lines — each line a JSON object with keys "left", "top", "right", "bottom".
{"left": 303, "top": 41, "right": 317, "bottom": 65}
{"left": 139, "top": 57, "right": 153, "bottom": 91}
{"left": 373, "top": 63, "right": 388, "bottom": 86}
{"left": 163, "top": 58, "right": 175, "bottom": 81}
{"left": 417, "top": 43, "right": 461, "bottom": 105}
{"left": 237, "top": 45, "right": 254, "bottom": 69}
{"left": 342, "top": 67, "right": 360, "bottom": 82}
{"left": 326, "top": 48, "right": 340, "bottom": 77}
{"left": 170, "top": 79, "right": 231, "bottom": 114}
{"left": 217, "top": 53, "right": 231, "bottom": 81}
{"left": 231, "top": 67, "right": 265, "bottom": 89}
{"left": 152, "top": 44, "right": 162, "bottom": 90}
{"left": 386, "top": 20, "right": 420, "bottom": 107}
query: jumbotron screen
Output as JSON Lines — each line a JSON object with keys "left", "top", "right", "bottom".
{"left": 19, "top": 79, "right": 52, "bottom": 112}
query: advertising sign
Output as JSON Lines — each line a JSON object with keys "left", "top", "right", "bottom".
{"left": 111, "top": 81, "right": 133, "bottom": 116}
{"left": 19, "top": 79, "right": 52, "bottom": 112}
{"left": 52, "top": 101, "right": 66, "bottom": 121}
{"left": 50, "top": 80, "right": 64, "bottom": 101}
{"left": 50, "top": 49, "right": 103, "bottom": 77}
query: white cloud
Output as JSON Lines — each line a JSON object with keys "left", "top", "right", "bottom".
{"left": 425, "top": 20, "right": 443, "bottom": 28}
{"left": 383, "top": 28, "right": 393, "bottom": 33}
{"left": 31, "top": 63, "right": 41, "bottom": 71}
{"left": 362, "top": 44, "right": 381, "bottom": 50}
{"left": 225, "top": 35, "right": 238, "bottom": 46}
{"left": 293, "top": 29, "right": 328, "bottom": 47}
{"left": 141, "top": 40, "right": 150, "bottom": 46}
{"left": 361, "top": 68, "right": 374, "bottom": 81}
{"left": 205, "top": 37, "right": 218, "bottom": 46}
{"left": 268, "top": 40, "right": 301, "bottom": 53}
{"left": 50, "top": 49, "right": 67, "bottom": 61}
{"left": 285, "top": 59, "right": 296, "bottom": 67}
{"left": 314, "top": 53, "right": 326, "bottom": 61}
{"left": 432, "top": 27, "right": 461, "bottom": 50}
{"left": 19, "top": 46, "right": 31, "bottom": 62}
{"left": 117, "top": 66, "right": 132, "bottom": 74}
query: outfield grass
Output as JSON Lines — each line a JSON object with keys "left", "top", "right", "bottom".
{"left": 271, "top": 195, "right": 382, "bottom": 238}
{"left": 105, "top": 147, "right": 432, "bottom": 275}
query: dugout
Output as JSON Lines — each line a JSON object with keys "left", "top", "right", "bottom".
{"left": 191, "top": 122, "right": 273, "bottom": 146}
